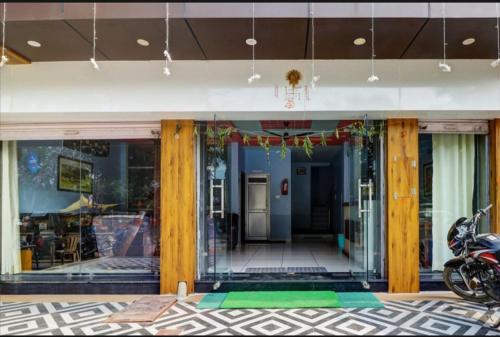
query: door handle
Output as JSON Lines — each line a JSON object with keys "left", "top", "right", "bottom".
{"left": 358, "top": 179, "right": 373, "bottom": 219}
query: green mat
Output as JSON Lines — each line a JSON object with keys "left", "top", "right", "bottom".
{"left": 337, "top": 292, "right": 384, "bottom": 308}
{"left": 197, "top": 293, "right": 228, "bottom": 309}
{"left": 219, "top": 291, "right": 341, "bottom": 309}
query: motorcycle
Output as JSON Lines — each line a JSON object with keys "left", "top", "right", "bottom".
{"left": 443, "top": 204, "right": 500, "bottom": 305}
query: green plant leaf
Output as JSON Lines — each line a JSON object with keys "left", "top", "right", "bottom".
{"left": 302, "top": 136, "right": 314, "bottom": 158}
{"left": 207, "top": 126, "right": 214, "bottom": 139}
{"left": 320, "top": 131, "right": 327, "bottom": 146}
{"left": 243, "top": 134, "right": 250, "bottom": 145}
{"left": 280, "top": 138, "right": 287, "bottom": 160}
{"left": 293, "top": 136, "right": 300, "bottom": 147}
{"left": 257, "top": 135, "right": 263, "bottom": 147}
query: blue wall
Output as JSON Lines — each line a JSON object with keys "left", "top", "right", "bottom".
{"left": 241, "top": 147, "right": 292, "bottom": 241}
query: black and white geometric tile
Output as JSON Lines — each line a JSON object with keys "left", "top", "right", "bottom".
{"left": 1, "top": 298, "right": 499, "bottom": 335}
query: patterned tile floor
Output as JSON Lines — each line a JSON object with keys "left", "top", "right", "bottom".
{"left": 1, "top": 296, "right": 499, "bottom": 335}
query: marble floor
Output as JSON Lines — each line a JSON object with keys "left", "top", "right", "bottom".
{"left": 226, "top": 237, "right": 352, "bottom": 273}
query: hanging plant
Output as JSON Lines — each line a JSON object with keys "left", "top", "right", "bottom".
{"left": 302, "top": 136, "right": 314, "bottom": 158}
{"left": 293, "top": 135, "right": 300, "bottom": 147}
{"left": 335, "top": 128, "right": 340, "bottom": 139}
{"left": 286, "top": 69, "right": 302, "bottom": 88}
{"left": 263, "top": 137, "right": 271, "bottom": 161}
{"left": 242, "top": 134, "right": 251, "bottom": 145}
{"left": 320, "top": 131, "right": 327, "bottom": 146}
{"left": 280, "top": 138, "right": 287, "bottom": 160}
{"left": 193, "top": 125, "right": 198, "bottom": 137}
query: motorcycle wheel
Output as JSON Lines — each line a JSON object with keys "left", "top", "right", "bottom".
{"left": 443, "top": 266, "right": 490, "bottom": 303}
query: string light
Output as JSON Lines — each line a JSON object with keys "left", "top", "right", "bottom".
{"left": 248, "top": 2, "right": 261, "bottom": 83}
{"left": 492, "top": 2, "right": 500, "bottom": 68}
{"left": 0, "top": 2, "right": 8, "bottom": 67}
{"left": 163, "top": 2, "right": 172, "bottom": 76}
{"left": 367, "top": 2, "right": 379, "bottom": 82}
{"left": 310, "top": 3, "right": 320, "bottom": 88}
{"left": 438, "top": 3, "right": 451, "bottom": 72}
{"left": 89, "top": 2, "right": 99, "bottom": 70}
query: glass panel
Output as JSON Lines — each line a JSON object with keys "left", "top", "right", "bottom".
{"left": 418, "top": 133, "right": 490, "bottom": 277}
{"left": 345, "top": 121, "right": 382, "bottom": 284}
{"left": 196, "top": 120, "right": 384, "bottom": 282}
{"left": 2, "top": 139, "right": 160, "bottom": 278}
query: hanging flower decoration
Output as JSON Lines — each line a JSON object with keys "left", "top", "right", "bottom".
{"left": 201, "top": 120, "right": 384, "bottom": 162}
{"left": 286, "top": 69, "right": 302, "bottom": 88}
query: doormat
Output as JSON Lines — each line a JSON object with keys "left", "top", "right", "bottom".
{"left": 337, "top": 292, "right": 384, "bottom": 308}
{"left": 245, "top": 267, "right": 328, "bottom": 273}
{"left": 105, "top": 296, "right": 176, "bottom": 323}
{"left": 197, "top": 293, "right": 228, "bottom": 309}
{"left": 220, "top": 291, "right": 341, "bottom": 309}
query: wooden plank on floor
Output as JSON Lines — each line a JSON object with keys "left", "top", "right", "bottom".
{"left": 104, "top": 296, "right": 176, "bottom": 323}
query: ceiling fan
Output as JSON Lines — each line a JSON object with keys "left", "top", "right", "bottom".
{"left": 262, "top": 121, "right": 314, "bottom": 140}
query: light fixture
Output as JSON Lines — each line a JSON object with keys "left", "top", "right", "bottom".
{"left": 367, "top": 2, "right": 379, "bottom": 82}
{"left": 0, "top": 3, "right": 8, "bottom": 67}
{"left": 439, "top": 3, "right": 451, "bottom": 72}
{"left": 310, "top": 3, "right": 320, "bottom": 89}
{"left": 27, "top": 40, "right": 41, "bottom": 48}
{"left": 245, "top": 38, "right": 257, "bottom": 46}
{"left": 247, "top": 2, "right": 261, "bottom": 84}
{"left": 462, "top": 38, "right": 475, "bottom": 46}
{"left": 354, "top": 37, "right": 366, "bottom": 46}
{"left": 163, "top": 2, "right": 172, "bottom": 76}
{"left": 136, "top": 38, "right": 150, "bottom": 47}
{"left": 492, "top": 2, "right": 500, "bottom": 68}
{"left": 89, "top": 2, "right": 99, "bottom": 70}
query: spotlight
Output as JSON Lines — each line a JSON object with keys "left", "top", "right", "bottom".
{"left": 163, "top": 49, "right": 172, "bottom": 63}
{"left": 438, "top": 62, "right": 451, "bottom": 72}
{"left": 90, "top": 57, "right": 99, "bottom": 70}
{"left": 491, "top": 59, "right": 500, "bottom": 68}
{"left": 163, "top": 66, "right": 171, "bottom": 76}
{"left": 367, "top": 74, "right": 379, "bottom": 83}
{"left": 0, "top": 55, "right": 8, "bottom": 67}
{"left": 248, "top": 73, "right": 261, "bottom": 83}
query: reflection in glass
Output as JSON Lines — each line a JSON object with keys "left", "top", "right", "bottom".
{"left": 1, "top": 139, "right": 160, "bottom": 276}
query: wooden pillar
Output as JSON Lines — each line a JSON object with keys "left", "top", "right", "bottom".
{"left": 160, "top": 120, "right": 196, "bottom": 294}
{"left": 490, "top": 119, "right": 500, "bottom": 233}
{"left": 387, "top": 119, "right": 420, "bottom": 293}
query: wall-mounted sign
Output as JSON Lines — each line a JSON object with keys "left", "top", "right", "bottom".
{"left": 296, "top": 167, "right": 306, "bottom": 175}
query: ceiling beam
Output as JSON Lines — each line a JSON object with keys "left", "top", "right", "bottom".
{"left": 0, "top": 47, "right": 31, "bottom": 65}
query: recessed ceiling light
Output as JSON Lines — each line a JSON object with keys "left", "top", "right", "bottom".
{"left": 353, "top": 37, "right": 366, "bottom": 46}
{"left": 246, "top": 38, "right": 257, "bottom": 46}
{"left": 462, "top": 38, "right": 475, "bottom": 46}
{"left": 136, "top": 38, "right": 150, "bottom": 47}
{"left": 27, "top": 40, "right": 41, "bottom": 48}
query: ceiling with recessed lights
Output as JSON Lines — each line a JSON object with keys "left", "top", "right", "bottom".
{"left": 1, "top": 3, "right": 499, "bottom": 62}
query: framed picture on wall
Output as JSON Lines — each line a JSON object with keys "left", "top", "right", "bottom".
{"left": 58, "top": 156, "right": 93, "bottom": 193}
{"left": 423, "top": 162, "right": 433, "bottom": 197}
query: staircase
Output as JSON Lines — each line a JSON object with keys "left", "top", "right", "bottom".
{"left": 311, "top": 206, "right": 330, "bottom": 230}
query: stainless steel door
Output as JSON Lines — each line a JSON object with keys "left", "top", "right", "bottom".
{"left": 246, "top": 175, "right": 270, "bottom": 240}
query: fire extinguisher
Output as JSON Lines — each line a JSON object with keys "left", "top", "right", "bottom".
{"left": 281, "top": 178, "right": 289, "bottom": 195}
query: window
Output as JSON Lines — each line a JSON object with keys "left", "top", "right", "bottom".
{"left": 419, "top": 133, "right": 489, "bottom": 276}
{"left": 1, "top": 139, "right": 160, "bottom": 276}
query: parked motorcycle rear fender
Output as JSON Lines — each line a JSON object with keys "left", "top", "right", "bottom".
{"left": 444, "top": 257, "right": 465, "bottom": 268}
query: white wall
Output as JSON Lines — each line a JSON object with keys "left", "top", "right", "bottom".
{"left": 1, "top": 59, "right": 499, "bottom": 124}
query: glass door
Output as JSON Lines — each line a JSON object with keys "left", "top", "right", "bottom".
{"left": 198, "top": 122, "right": 234, "bottom": 283}
{"left": 346, "top": 120, "right": 382, "bottom": 288}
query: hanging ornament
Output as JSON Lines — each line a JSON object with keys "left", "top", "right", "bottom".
{"left": 492, "top": 2, "right": 500, "bottom": 68}
{"left": 0, "top": 2, "right": 8, "bottom": 67}
{"left": 89, "top": 2, "right": 99, "bottom": 70}
{"left": 367, "top": 2, "right": 379, "bottom": 82}
{"left": 163, "top": 2, "right": 172, "bottom": 76}
{"left": 438, "top": 3, "right": 451, "bottom": 72}
{"left": 275, "top": 69, "right": 309, "bottom": 109}
{"left": 310, "top": 3, "right": 320, "bottom": 88}
{"left": 247, "top": 2, "right": 261, "bottom": 83}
